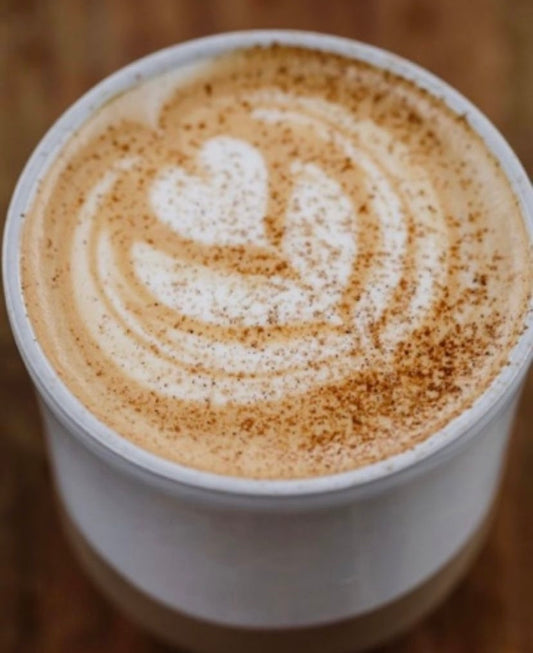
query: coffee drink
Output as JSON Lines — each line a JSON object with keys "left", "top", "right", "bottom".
{"left": 21, "top": 45, "right": 531, "bottom": 478}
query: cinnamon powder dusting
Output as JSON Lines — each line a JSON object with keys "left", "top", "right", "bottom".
{"left": 21, "top": 45, "right": 532, "bottom": 478}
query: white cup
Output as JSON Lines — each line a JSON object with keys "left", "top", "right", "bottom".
{"left": 3, "top": 31, "right": 533, "bottom": 653}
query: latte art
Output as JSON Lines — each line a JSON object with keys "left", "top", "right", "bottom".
{"left": 22, "top": 46, "right": 531, "bottom": 478}
{"left": 74, "top": 99, "right": 447, "bottom": 404}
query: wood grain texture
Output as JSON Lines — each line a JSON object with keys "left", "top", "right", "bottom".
{"left": 0, "top": 1, "right": 531, "bottom": 651}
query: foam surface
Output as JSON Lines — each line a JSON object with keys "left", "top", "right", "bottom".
{"left": 21, "top": 46, "right": 531, "bottom": 478}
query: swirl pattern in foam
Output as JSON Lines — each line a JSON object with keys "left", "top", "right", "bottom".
{"left": 21, "top": 46, "right": 531, "bottom": 478}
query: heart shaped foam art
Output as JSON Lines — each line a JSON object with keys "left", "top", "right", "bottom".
{"left": 70, "top": 86, "right": 447, "bottom": 404}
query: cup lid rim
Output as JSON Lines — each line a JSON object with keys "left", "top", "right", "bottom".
{"left": 3, "top": 29, "right": 533, "bottom": 498}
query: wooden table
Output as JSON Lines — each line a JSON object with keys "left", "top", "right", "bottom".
{"left": 1, "top": 1, "right": 532, "bottom": 651}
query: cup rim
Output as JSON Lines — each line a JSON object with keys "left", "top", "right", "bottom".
{"left": 3, "top": 29, "right": 533, "bottom": 498}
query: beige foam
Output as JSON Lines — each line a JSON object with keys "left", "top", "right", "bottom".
{"left": 22, "top": 45, "right": 531, "bottom": 478}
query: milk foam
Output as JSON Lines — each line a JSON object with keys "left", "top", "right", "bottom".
{"left": 21, "top": 46, "right": 531, "bottom": 478}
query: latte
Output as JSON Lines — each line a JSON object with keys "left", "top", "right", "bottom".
{"left": 21, "top": 45, "right": 531, "bottom": 478}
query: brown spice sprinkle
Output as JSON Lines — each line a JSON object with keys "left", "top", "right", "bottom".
{"left": 21, "top": 45, "right": 532, "bottom": 479}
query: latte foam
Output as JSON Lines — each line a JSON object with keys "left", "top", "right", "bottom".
{"left": 21, "top": 46, "right": 531, "bottom": 478}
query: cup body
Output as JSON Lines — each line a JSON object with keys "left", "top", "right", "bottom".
{"left": 41, "top": 389, "right": 519, "bottom": 632}
{"left": 3, "top": 31, "right": 533, "bottom": 652}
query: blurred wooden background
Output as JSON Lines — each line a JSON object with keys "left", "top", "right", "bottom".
{"left": 0, "top": 1, "right": 532, "bottom": 651}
